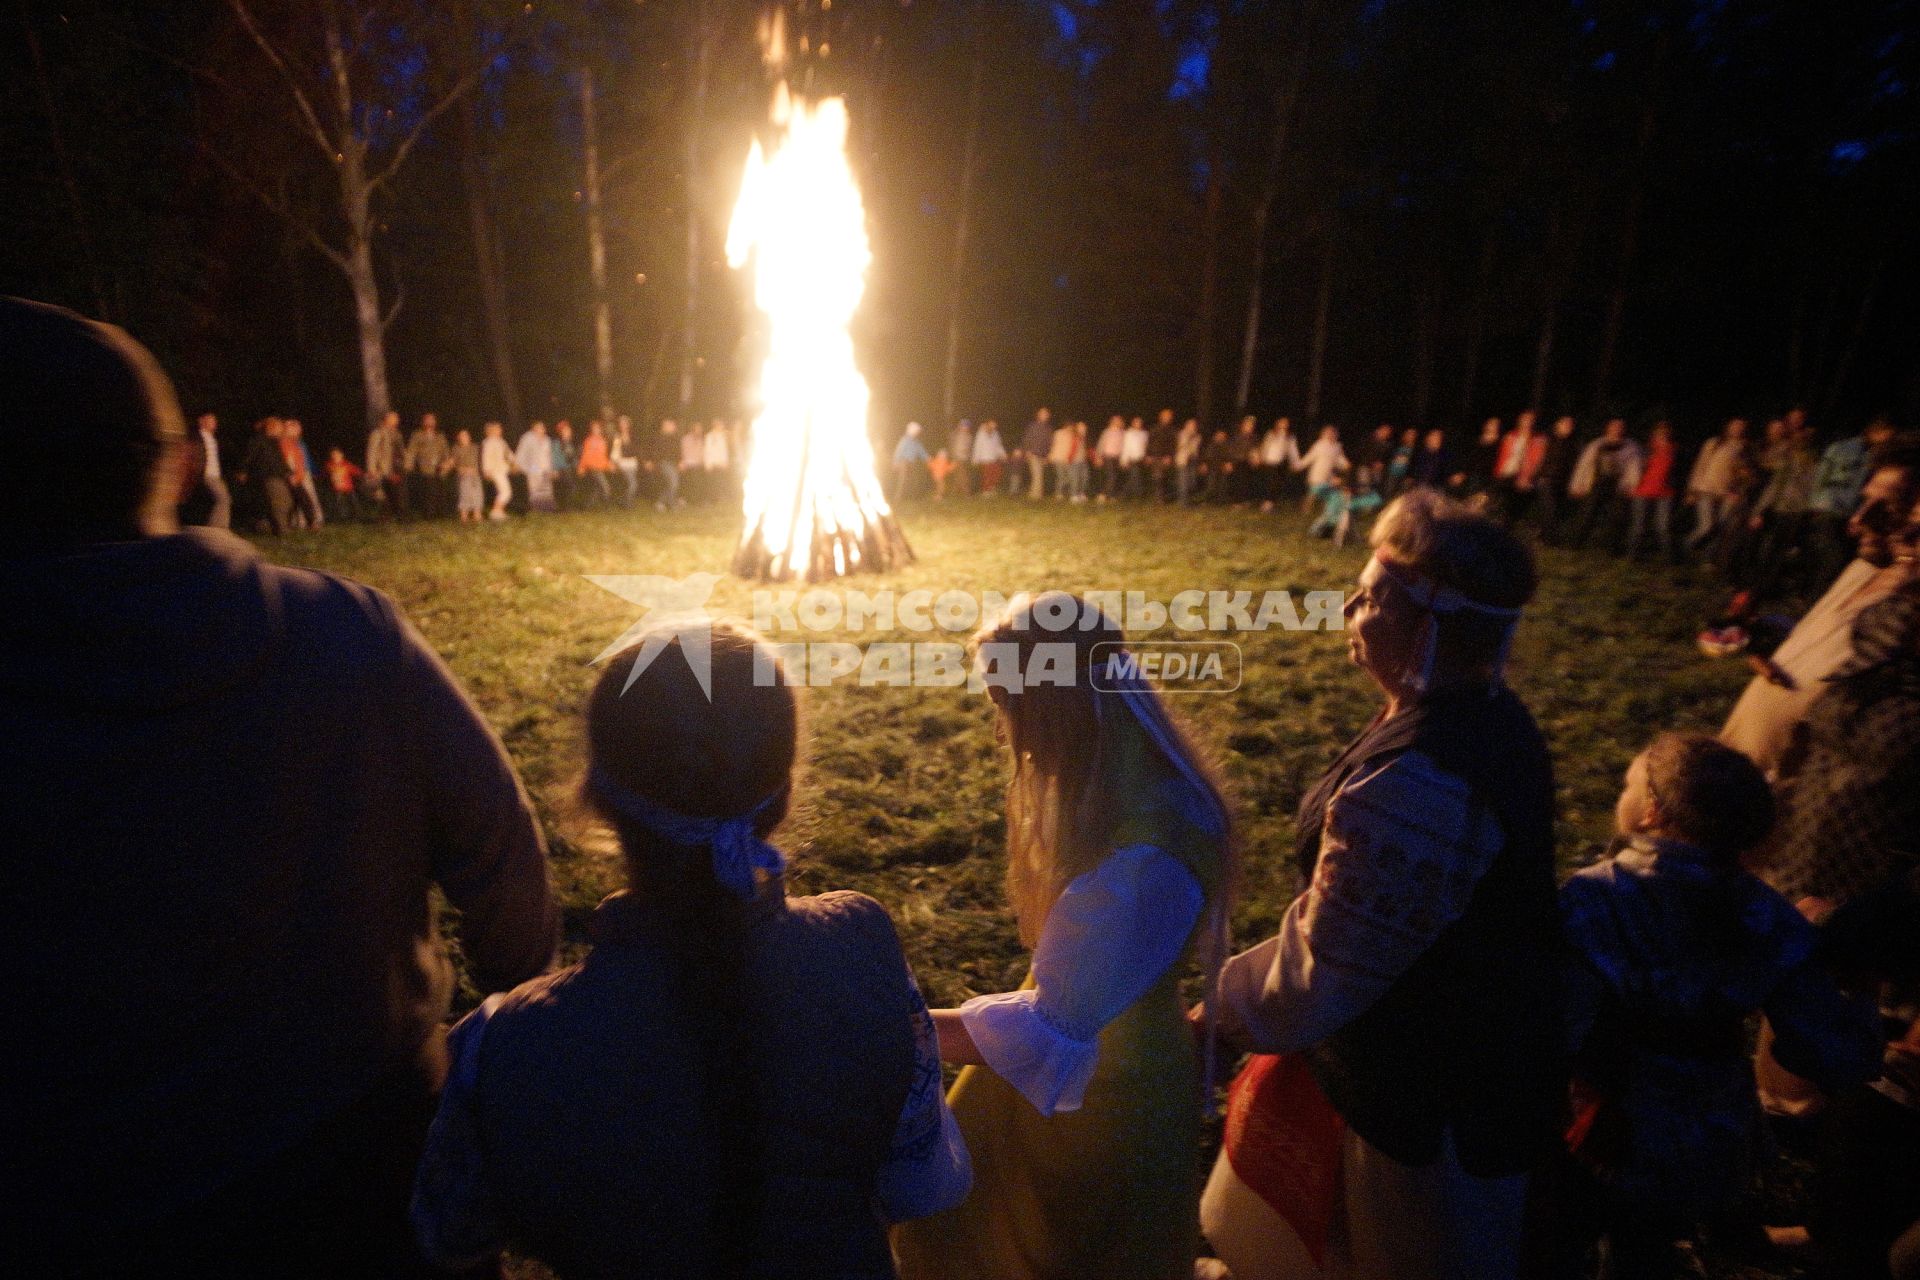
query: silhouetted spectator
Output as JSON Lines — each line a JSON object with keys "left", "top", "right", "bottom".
{"left": 0, "top": 296, "right": 558, "bottom": 1276}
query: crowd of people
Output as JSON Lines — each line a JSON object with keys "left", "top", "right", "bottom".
{"left": 895, "top": 406, "right": 1891, "bottom": 594}
{"left": 9, "top": 290, "right": 1920, "bottom": 1280}
{"left": 186, "top": 410, "right": 749, "bottom": 534}
{"left": 190, "top": 392, "right": 1886, "bottom": 628}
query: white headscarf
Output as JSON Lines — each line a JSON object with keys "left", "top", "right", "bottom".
{"left": 1370, "top": 554, "right": 1523, "bottom": 694}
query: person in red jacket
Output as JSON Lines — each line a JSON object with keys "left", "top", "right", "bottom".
{"left": 1627, "top": 421, "right": 1679, "bottom": 560}
{"left": 1493, "top": 411, "right": 1549, "bottom": 525}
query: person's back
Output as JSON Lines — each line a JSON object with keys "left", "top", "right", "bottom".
{"left": 412, "top": 623, "right": 968, "bottom": 1278}
{"left": 0, "top": 297, "right": 557, "bottom": 1269}
{"left": 1559, "top": 736, "right": 1879, "bottom": 1224}
{"left": 473, "top": 888, "right": 920, "bottom": 1277}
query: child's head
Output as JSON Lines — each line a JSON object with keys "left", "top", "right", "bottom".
{"left": 327, "top": 447, "right": 344, "bottom": 462}
{"left": 584, "top": 621, "right": 798, "bottom": 895}
{"left": 1616, "top": 733, "right": 1774, "bottom": 861}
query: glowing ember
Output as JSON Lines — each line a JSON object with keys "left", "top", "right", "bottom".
{"left": 726, "top": 83, "right": 912, "bottom": 582}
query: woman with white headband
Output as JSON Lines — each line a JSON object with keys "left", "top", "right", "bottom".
{"left": 895, "top": 592, "right": 1235, "bottom": 1280}
{"left": 1197, "top": 489, "right": 1562, "bottom": 1280}
{"left": 411, "top": 622, "right": 970, "bottom": 1277}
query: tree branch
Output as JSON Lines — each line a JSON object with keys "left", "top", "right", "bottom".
{"left": 197, "top": 138, "right": 350, "bottom": 273}
{"left": 382, "top": 279, "right": 406, "bottom": 331}
{"left": 368, "top": 5, "right": 540, "bottom": 194}
{"left": 226, "top": 0, "right": 339, "bottom": 163}
{"left": 367, "top": 59, "right": 491, "bottom": 193}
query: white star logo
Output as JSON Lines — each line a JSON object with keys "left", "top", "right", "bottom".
{"left": 583, "top": 572, "right": 724, "bottom": 698}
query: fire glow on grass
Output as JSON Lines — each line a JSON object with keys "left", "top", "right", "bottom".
{"left": 726, "top": 82, "right": 913, "bottom": 582}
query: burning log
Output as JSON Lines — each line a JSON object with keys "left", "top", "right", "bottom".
{"left": 726, "top": 85, "right": 914, "bottom": 583}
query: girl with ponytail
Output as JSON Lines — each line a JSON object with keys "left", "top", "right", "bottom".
{"left": 413, "top": 622, "right": 969, "bottom": 1278}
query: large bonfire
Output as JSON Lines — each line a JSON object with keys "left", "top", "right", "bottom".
{"left": 726, "top": 78, "right": 913, "bottom": 582}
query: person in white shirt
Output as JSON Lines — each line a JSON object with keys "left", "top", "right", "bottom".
{"left": 1685, "top": 418, "right": 1749, "bottom": 552}
{"left": 1294, "top": 425, "right": 1351, "bottom": 510}
{"left": 1721, "top": 442, "right": 1920, "bottom": 778}
{"left": 970, "top": 419, "right": 1008, "bottom": 495}
{"left": 514, "top": 422, "right": 554, "bottom": 512}
{"left": 481, "top": 422, "right": 515, "bottom": 520}
{"left": 1198, "top": 491, "right": 1556, "bottom": 1280}
{"left": 1258, "top": 418, "right": 1303, "bottom": 512}
{"left": 895, "top": 592, "right": 1232, "bottom": 1280}
{"left": 194, "top": 412, "right": 230, "bottom": 529}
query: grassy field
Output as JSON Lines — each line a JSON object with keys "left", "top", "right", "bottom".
{"left": 267, "top": 498, "right": 1752, "bottom": 1004}
{"left": 263, "top": 498, "right": 1792, "bottom": 1277}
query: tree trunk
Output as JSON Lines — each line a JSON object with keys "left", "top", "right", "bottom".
{"left": 1305, "top": 231, "right": 1334, "bottom": 423}
{"left": 456, "top": 7, "right": 521, "bottom": 426}
{"left": 1591, "top": 52, "right": 1663, "bottom": 414}
{"left": 678, "top": 0, "right": 713, "bottom": 417}
{"left": 582, "top": 66, "right": 616, "bottom": 422}
{"left": 1458, "top": 232, "right": 1496, "bottom": 421}
{"left": 1529, "top": 209, "right": 1571, "bottom": 416}
{"left": 1231, "top": 5, "right": 1318, "bottom": 421}
{"left": 1193, "top": 162, "right": 1222, "bottom": 422}
{"left": 20, "top": 3, "right": 112, "bottom": 320}
{"left": 324, "top": 10, "right": 392, "bottom": 430}
{"left": 1411, "top": 274, "right": 1438, "bottom": 424}
{"left": 344, "top": 214, "right": 392, "bottom": 430}
{"left": 1821, "top": 257, "right": 1887, "bottom": 420}
{"left": 940, "top": 14, "right": 985, "bottom": 428}
{"left": 1787, "top": 278, "right": 1809, "bottom": 405}
{"left": 1589, "top": 176, "right": 1643, "bottom": 414}
{"left": 1529, "top": 299, "right": 1558, "bottom": 417}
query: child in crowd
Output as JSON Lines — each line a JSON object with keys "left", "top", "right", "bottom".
{"left": 451, "top": 429, "right": 484, "bottom": 524}
{"left": 928, "top": 448, "right": 955, "bottom": 500}
{"left": 324, "top": 447, "right": 363, "bottom": 522}
{"left": 412, "top": 622, "right": 970, "bottom": 1276}
{"left": 1306, "top": 474, "right": 1379, "bottom": 546}
{"left": 1541, "top": 734, "right": 1882, "bottom": 1277}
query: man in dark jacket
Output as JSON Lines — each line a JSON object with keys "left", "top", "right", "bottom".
{"left": 1017, "top": 407, "right": 1053, "bottom": 499}
{"left": 237, "top": 415, "right": 295, "bottom": 535}
{"left": 0, "top": 296, "right": 557, "bottom": 1276}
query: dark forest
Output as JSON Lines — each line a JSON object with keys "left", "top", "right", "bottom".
{"left": 5, "top": 0, "right": 1916, "bottom": 458}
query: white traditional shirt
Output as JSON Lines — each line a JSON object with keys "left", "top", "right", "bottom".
{"left": 1121, "top": 426, "right": 1150, "bottom": 464}
{"left": 481, "top": 436, "right": 513, "bottom": 478}
{"left": 1296, "top": 438, "right": 1351, "bottom": 489}
{"left": 1097, "top": 424, "right": 1126, "bottom": 460}
{"left": 513, "top": 431, "right": 553, "bottom": 476}
{"left": 971, "top": 429, "right": 1008, "bottom": 465}
{"left": 958, "top": 844, "right": 1204, "bottom": 1116}
{"left": 1260, "top": 430, "right": 1301, "bottom": 469}
{"left": 1721, "top": 559, "right": 1893, "bottom": 777}
{"left": 703, "top": 429, "right": 730, "bottom": 470}
{"left": 1215, "top": 750, "right": 1504, "bottom": 1055}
